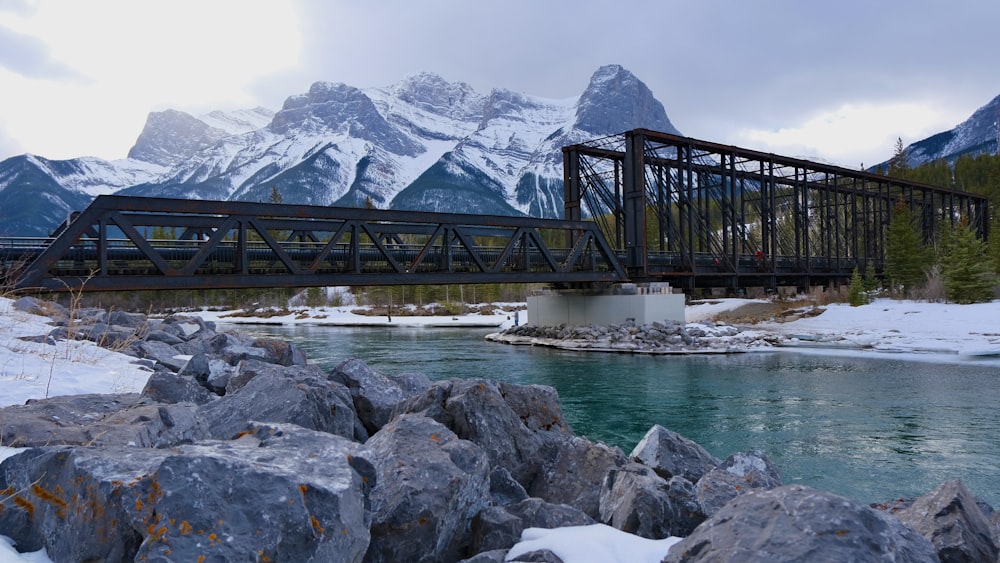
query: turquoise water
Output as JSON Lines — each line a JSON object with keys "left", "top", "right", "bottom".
{"left": 230, "top": 324, "right": 1000, "bottom": 506}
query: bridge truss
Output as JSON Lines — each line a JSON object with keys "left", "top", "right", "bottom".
{"left": 564, "top": 129, "right": 990, "bottom": 290}
{"left": 5, "top": 196, "right": 625, "bottom": 292}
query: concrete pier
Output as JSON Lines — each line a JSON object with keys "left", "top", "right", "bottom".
{"left": 527, "top": 284, "right": 685, "bottom": 326}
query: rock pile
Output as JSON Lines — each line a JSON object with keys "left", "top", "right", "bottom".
{"left": 1, "top": 296, "right": 998, "bottom": 562}
{"left": 488, "top": 320, "right": 778, "bottom": 354}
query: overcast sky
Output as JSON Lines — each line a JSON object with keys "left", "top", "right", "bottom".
{"left": 2, "top": 0, "right": 999, "bottom": 169}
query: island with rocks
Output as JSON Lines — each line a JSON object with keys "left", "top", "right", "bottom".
{"left": 0, "top": 296, "right": 998, "bottom": 562}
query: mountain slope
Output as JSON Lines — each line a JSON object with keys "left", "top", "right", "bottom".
{"left": 0, "top": 65, "right": 678, "bottom": 236}
{"left": 904, "top": 94, "right": 1000, "bottom": 167}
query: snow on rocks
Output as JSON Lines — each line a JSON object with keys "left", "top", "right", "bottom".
{"left": 487, "top": 319, "right": 778, "bottom": 354}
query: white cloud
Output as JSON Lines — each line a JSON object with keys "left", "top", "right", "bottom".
{"left": 0, "top": 0, "right": 303, "bottom": 160}
{"left": 734, "top": 102, "right": 966, "bottom": 168}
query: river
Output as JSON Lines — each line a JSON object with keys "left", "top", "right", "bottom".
{"left": 227, "top": 323, "right": 1000, "bottom": 506}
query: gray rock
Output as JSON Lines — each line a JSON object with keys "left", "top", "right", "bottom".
{"left": 12, "top": 295, "right": 67, "bottom": 319}
{"left": 599, "top": 462, "right": 704, "bottom": 539}
{"left": 471, "top": 498, "right": 594, "bottom": 556}
{"left": 505, "top": 497, "right": 596, "bottom": 529}
{"left": 0, "top": 393, "right": 145, "bottom": 446}
{"left": 695, "top": 450, "right": 782, "bottom": 516}
{"left": 471, "top": 506, "right": 524, "bottom": 554}
{"left": 226, "top": 357, "right": 295, "bottom": 394}
{"left": 490, "top": 465, "right": 530, "bottom": 506}
{"left": 363, "top": 414, "right": 491, "bottom": 563}
{"left": 398, "top": 378, "right": 575, "bottom": 491}
{"left": 386, "top": 370, "right": 433, "bottom": 396}
{"left": 175, "top": 351, "right": 210, "bottom": 381}
{"left": 249, "top": 336, "right": 308, "bottom": 366}
{"left": 0, "top": 390, "right": 207, "bottom": 448}
{"left": 158, "top": 314, "right": 215, "bottom": 341}
{"left": 630, "top": 424, "right": 721, "bottom": 482}
{"left": 134, "top": 340, "right": 189, "bottom": 372}
{"left": 200, "top": 368, "right": 359, "bottom": 441}
{"left": 508, "top": 549, "right": 564, "bottom": 562}
{"left": 991, "top": 511, "right": 1000, "bottom": 550}
{"left": 330, "top": 358, "right": 408, "bottom": 434}
{"left": 204, "top": 359, "right": 235, "bottom": 393}
{"left": 106, "top": 310, "right": 147, "bottom": 329}
{"left": 459, "top": 550, "right": 509, "bottom": 563}
{"left": 498, "top": 381, "right": 572, "bottom": 434}
{"left": 0, "top": 422, "right": 374, "bottom": 563}
{"left": 664, "top": 485, "right": 939, "bottom": 563}
{"left": 529, "top": 435, "right": 628, "bottom": 519}
{"left": 142, "top": 329, "right": 185, "bottom": 346}
{"left": 894, "top": 479, "right": 998, "bottom": 563}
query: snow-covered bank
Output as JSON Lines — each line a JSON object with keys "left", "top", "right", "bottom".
{"left": 489, "top": 298, "right": 1000, "bottom": 367}
{"left": 757, "top": 299, "right": 1000, "bottom": 360}
{"left": 193, "top": 304, "right": 517, "bottom": 329}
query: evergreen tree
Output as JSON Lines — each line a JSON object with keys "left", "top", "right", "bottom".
{"left": 990, "top": 212, "right": 1000, "bottom": 276}
{"left": 269, "top": 186, "right": 283, "bottom": 204}
{"left": 940, "top": 221, "right": 995, "bottom": 304}
{"left": 884, "top": 200, "right": 928, "bottom": 295}
{"left": 863, "top": 261, "right": 879, "bottom": 292}
{"left": 887, "top": 137, "right": 909, "bottom": 178}
{"left": 847, "top": 267, "right": 867, "bottom": 306}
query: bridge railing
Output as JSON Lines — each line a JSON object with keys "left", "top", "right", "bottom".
{"left": 6, "top": 196, "right": 626, "bottom": 292}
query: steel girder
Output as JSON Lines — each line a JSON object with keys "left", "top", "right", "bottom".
{"left": 5, "top": 196, "right": 625, "bottom": 292}
{"left": 563, "top": 129, "right": 990, "bottom": 291}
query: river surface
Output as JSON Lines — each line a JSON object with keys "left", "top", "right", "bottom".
{"left": 227, "top": 323, "right": 1000, "bottom": 506}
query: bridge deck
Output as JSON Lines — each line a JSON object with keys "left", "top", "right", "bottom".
{"left": 2, "top": 196, "right": 625, "bottom": 292}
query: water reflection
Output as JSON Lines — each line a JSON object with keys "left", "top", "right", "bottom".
{"left": 231, "top": 323, "right": 1000, "bottom": 506}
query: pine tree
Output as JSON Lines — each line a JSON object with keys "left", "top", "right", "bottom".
{"left": 989, "top": 211, "right": 1000, "bottom": 276}
{"left": 269, "top": 186, "right": 283, "bottom": 204}
{"left": 847, "top": 267, "right": 867, "bottom": 306}
{"left": 884, "top": 200, "right": 928, "bottom": 295}
{"left": 888, "top": 137, "right": 909, "bottom": 178}
{"left": 940, "top": 221, "right": 995, "bottom": 304}
{"left": 863, "top": 261, "right": 880, "bottom": 292}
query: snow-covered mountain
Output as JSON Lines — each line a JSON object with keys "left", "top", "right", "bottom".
{"left": 902, "top": 94, "right": 1000, "bottom": 168}
{"left": 0, "top": 64, "right": 679, "bottom": 236}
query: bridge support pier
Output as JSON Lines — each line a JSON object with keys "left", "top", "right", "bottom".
{"left": 526, "top": 283, "right": 685, "bottom": 327}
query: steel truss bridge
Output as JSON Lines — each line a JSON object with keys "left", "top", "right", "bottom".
{"left": 0, "top": 128, "right": 989, "bottom": 293}
{"left": 3, "top": 197, "right": 625, "bottom": 292}
{"left": 564, "top": 129, "right": 989, "bottom": 290}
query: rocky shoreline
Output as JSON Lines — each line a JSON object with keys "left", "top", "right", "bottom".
{"left": 486, "top": 320, "right": 780, "bottom": 354}
{"left": 1, "top": 296, "right": 998, "bottom": 562}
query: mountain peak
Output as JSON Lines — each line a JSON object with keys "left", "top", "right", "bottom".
{"left": 575, "top": 64, "right": 680, "bottom": 136}
{"left": 127, "top": 109, "right": 233, "bottom": 167}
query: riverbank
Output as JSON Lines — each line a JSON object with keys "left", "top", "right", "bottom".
{"left": 487, "top": 298, "right": 1000, "bottom": 366}
{"left": 5, "top": 298, "right": 996, "bottom": 562}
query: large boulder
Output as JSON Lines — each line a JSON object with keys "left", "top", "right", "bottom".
{"left": 329, "top": 358, "right": 412, "bottom": 435}
{"left": 471, "top": 498, "right": 595, "bottom": 555}
{"left": 0, "top": 423, "right": 375, "bottom": 563}
{"left": 140, "top": 367, "right": 214, "bottom": 405}
{"left": 470, "top": 497, "right": 594, "bottom": 554}
{"left": 363, "top": 414, "right": 491, "bottom": 563}
{"left": 397, "top": 378, "right": 553, "bottom": 488}
{"left": 529, "top": 435, "right": 628, "bottom": 519}
{"left": 199, "top": 367, "right": 360, "bottom": 440}
{"left": 599, "top": 462, "right": 704, "bottom": 539}
{"left": 894, "top": 479, "right": 998, "bottom": 563}
{"left": 630, "top": 424, "right": 721, "bottom": 483}
{"left": 664, "top": 485, "right": 939, "bottom": 562}
{"left": 0, "top": 393, "right": 145, "bottom": 446}
{"left": 695, "top": 450, "right": 782, "bottom": 516}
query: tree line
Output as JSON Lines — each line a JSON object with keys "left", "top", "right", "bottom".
{"left": 848, "top": 139, "right": 999, "bottom": 305}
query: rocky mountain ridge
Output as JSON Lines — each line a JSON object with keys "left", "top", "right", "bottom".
{"left": 0, "top": 65, "right": 678, "bottom": 236}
